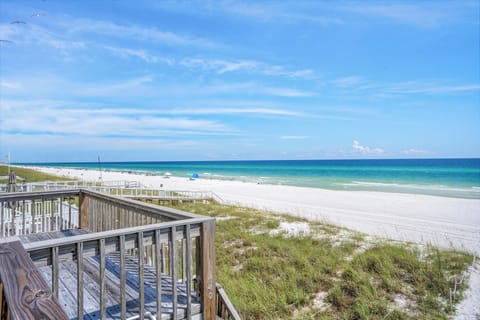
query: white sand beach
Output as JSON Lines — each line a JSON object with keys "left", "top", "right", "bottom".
{"left": 32, "top": 166, "right": 480, "bottom": 255}
{"left": 26, "top": 166, "right": 480, "bottom": 318}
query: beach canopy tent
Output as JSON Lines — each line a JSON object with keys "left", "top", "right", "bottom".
{"left": 189, "top": 173, "right": 199, "bottom": 180}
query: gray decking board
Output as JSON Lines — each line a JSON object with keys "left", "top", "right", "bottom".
{"left": 37, "top": 252, "right": 201, "bottom": 320}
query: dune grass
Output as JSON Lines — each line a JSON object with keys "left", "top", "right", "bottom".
{"left": 0, "top": 165, "right": 71, "bottom": 183}
{"left": 166, "top": 201, "right": 473, "bottom": 320}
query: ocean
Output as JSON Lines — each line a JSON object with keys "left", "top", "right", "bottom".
{"left": 24, "top": 159, "right": 480, "bottom": 199}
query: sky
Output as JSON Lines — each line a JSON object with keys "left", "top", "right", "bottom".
{"left": 0, "top": 0, "right": 479, "bottom": 163}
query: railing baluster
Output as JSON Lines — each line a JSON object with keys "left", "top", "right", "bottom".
{"left": 185, "top": 224, "right": 192, "bottom": 319}
{"left": 52, "top": 246, "right": 59, "bottom": 297}
{"left": 59, "top": 196, "right": 64, "bottom": 230}
{"left": 56, "top": 197, "right": 60, "bottom": 231}
{"left": 161, "top": 243, "right": 167, "bottom": 273}
{"left": 1, "top": 202, "right": 4, "bottom": 238}
{"left": 99, "top": 238, "right": 106, "bottom": 320}
{"left": 77, "top": 242, "right": 84, "bottom": 320}
{"left": 182, "top": 238, "right": 187, "bottom": 284}
{"left": 155, "top": 229, "right": 162, "bottom": 318}
{"left": 120, "top": 235, "right": 127, "bottom": 320}
{"left": 170, "top": 226, "right": 178, "bottom": 320}
{"left": 42, "top": 198, "right": 46, "bottom": 233}
{"left": 138, "top": 231, "right": 145, "bottom": 320}
{"left": 22, "top": 200, "right": 26, "bottom": 235}
{"left": 68, "top": 198, "right": 72, "bottom": 229}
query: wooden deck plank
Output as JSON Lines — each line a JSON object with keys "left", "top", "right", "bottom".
{"left": 83, "top": 256, "right": 139, "bottom": 319}
{"left": 36, "top": 252, "right": 200, "bottom": 320}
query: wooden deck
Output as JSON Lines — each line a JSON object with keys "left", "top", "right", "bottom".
{"left": 18, "top": 230, "right": 201, "bottom": 320}
{"left": 0, "top": 189, "right": 239, "bottom": 320}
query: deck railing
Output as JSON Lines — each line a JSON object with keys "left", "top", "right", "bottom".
{"left": 0, "top": 189, "right": 218, "bottom": 320}
{"left": 0, "top": 181, "right": 221, "bottom": 203}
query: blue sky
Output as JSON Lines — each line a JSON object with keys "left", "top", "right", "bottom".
{"left": 0, "top": 0, "right": 479, "bottom": 162}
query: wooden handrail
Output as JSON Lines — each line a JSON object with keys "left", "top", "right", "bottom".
{"left": 216, "top": 283, "right": 241, "bottom": 320}
{"left": 0, "top": 241, "right": 68, "bottom": 319}
{"left": 80, "top": 189, "right": 205, "bottom": 221}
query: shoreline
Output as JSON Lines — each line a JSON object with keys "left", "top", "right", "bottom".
{"left": 25, "top": 165, "right": 480, "bottom": 255}
{"left": 18, "top": 160, "right": 480, "bottom": 200}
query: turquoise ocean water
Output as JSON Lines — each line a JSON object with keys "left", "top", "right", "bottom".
{"left": 23, "top": 159, "right": 480, "bottom": 199}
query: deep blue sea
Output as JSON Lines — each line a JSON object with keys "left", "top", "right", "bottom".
{"left": 23, "top": 159, "right": 480, "bottom": 199}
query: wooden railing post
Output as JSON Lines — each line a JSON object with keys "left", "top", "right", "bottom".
{"left": 199, "top": 219, "right": 216, "bottom": 320}
{"left": 79, "top": 191, "right": 89, "bottom": 229}
{"left": 0, "top": 241, "right": 68, "bottom": 319}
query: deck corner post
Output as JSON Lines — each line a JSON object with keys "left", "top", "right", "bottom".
{"left": 79, "top": 191, "right": 89, "bottom": 229}
{"left": 199, "top": 219, "right": 216, "bottom": 320}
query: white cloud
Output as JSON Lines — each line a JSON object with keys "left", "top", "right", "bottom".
{"left": 180, "top": 57, "right": 314, "bottom": 79}
{"left": 215, "top": 2, "right": 343, "bottom": 25}
{"left": 0, "top": 102, "right": 232, "bottom": 138}
{"left": 387, "top": 82, "right": 480, "bottom": 94}
{"left": 180, "top": 58, "right": 258, "bottom": 74}
{"left": 281, "top": 136, "right": 307, "bottom": 140}
{"left": 330, "top": 75, "right": 480, "bottom": 96}
{"left": 74, "top": 76, "right": 155, "bottom": 96}
{"left": 0, "top": 81, "right": 22, "bottom": 89}
{"left": 2, "top": 133, "right": 200, "bottom": 152}
{"left": 259, "top": 87, "right": 315, "bottom": 97}
{"left": 0, "top": 23, "right": 86, "bottom": 52}
{"left": 332, "top": 76, "right": 366, "bottom": 88}
{"left": 342, "top": 2, "right": 475, "bottom": 28}
{"left": 103, "top": 46, "right": 173, "bottom": 64}
{"left": 352, "top": 140, "right": 384, "bottom": 155}
{"left": 168, "top": 108, "right": 305, "bottom": 117}
{"left": 69, "top": 19, "right": 216, "bottom": 48}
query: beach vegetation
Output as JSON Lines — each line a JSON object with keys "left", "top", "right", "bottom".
{"left": 0, "top": 165, "right": 72, "bottom": 183}
{"left": 165, "top": 201, "right": 473, "bottom": 320}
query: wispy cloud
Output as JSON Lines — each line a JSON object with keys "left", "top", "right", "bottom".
{"left": 387, "top": 82, "right": 480, "bottom": 94}
{"left": 180, "top": 58, "right": 258, "bottom": 74}
{"left": 281, "top": 136, "right": 307, "bottom": 140}
{"left": 103, "top": 46, "right": 173, "bottom": 64}
{"left": 259, "top": 86, "right": 315, "bottom": 97}
{"left": 0, "top": 23, "right": 86, "bottom": 52}
{"left": 331, "top": 75, "right": 480, "bottom": 96}
{"left": 167, "top": 108, "right": 305, "bottom": 117}
{"left": 75, "top": 76, "right": 155, "bottom": 96}
{"left": 352, "top": 140, "right": 384, "bottom": 155}
{"left": 68, "top": 19, "right": 216, "bottom": 48}
{"left": 342, "top": 1, "right": 476, "bottom": 28}
{"left": 332, "top": 76, "right": 367, "bottom": 88}
{"left": 0, "top": 101, "right": 232, "bottom": 138}
{"left": 0, "top": 81, "right": 22, "bottom": 89}
{"left": 213, "top": 2, "right": 344, "bottom": 25}
{"left": 3, "top": 133, "right": 200, "bottom": 152}
{"left": 403, "top": 148, "right": 431, "bottom": 156}
{"left": 180, "top": 57, "right": 314, "bottom": 79}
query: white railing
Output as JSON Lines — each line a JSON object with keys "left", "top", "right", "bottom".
{"left": 0, "top": 181, "right": 224, "bottom": 203}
